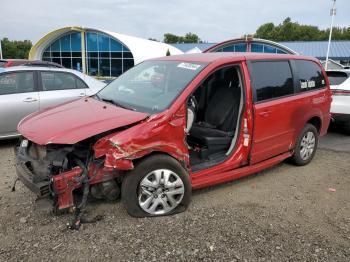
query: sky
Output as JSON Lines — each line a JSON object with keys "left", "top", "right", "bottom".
{"left": 1, "top": 0, "right": 349, "bottom": 43}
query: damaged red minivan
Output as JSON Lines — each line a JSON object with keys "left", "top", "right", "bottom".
{"left": 16, "top": 53, "right": 331, "bottom": 219}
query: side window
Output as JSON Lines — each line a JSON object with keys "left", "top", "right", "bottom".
{"left": 0, "top": 72, "right": 35, "bottom": 95}
{"left": 76, "top": 77, "right": 88, "bottom": 89}
{"left": 41, "top": 72, "right": 78, "bottom": 91}
{"left": 295, "top": 60, "right": 326, "bottom": 92}
{"left": 250, "top": 61, "right": 294, "bottom": 102}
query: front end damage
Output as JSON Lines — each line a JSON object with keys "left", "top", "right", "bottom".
{"left": 16, "top": 138, "right": 123, "bottom": 218}
{"left": 15, "top": 103, "right": 190, "bottom": 228}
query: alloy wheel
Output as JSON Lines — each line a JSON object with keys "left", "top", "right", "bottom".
{"left": 300, "top": 131, "right": 316, "bottom": 161}
{"left": 138, "top": 169, "right": 185, "bottom": 215}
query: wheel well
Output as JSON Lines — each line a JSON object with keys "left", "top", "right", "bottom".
{"left": 307, "top": 117, "right": 322, "bottom": 133}
{"left": 131, "top": 151, "right": 187, "bottom": 170}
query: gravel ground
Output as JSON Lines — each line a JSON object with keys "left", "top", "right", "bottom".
{"left": 0, "top": 135, "right": 349, "bottom": 262}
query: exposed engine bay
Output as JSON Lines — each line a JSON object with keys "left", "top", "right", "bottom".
{"left": 15, "top": 134, "right": 124, "bottom": 229}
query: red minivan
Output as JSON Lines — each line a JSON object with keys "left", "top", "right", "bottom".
{"left": 16, "top": 53, "right": 331, "bottom": 221}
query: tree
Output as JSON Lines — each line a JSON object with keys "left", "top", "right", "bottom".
{"left": 254, "top": 18, "right": 350, "bottom": 41}
{"left": 183, "top": 33, "right": 201, "bottom": 43}
{"left": 1, "top": 38, "right": 32, "bottom": 59}
{"left": 255, "top": 22, "right": 275, "bottom": 40}
{"left": 163, "top": 32, "right": 202, "bottom": 43}
{"left": 166, "top": 49, "right": 171, "bottom": 56}
{"left": 164, "top": 33, "right": 181, "bottom": 44}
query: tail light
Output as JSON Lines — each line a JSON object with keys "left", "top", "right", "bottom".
{"left": 331, "top": 89, "right": 350, "bottom": 96}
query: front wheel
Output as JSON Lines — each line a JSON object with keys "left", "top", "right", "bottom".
{"left": 291, "top": 124, "right": 319, "bottom": 166}
{"left": 121, "top": 155, "right": 192, "bottom": 217}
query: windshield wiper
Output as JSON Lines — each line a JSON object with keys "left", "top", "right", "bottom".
{"left": 114, "top": 101, "right": 136, "bottom": 111}
{"left": 95, "top": 95, "right": 135, "bottom": 111}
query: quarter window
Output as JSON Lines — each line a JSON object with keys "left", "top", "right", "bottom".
{"left": 40, "top": 72, "right": 87, "bottom": 91}
{"left": 76, "top": 77, "right": 88, "bottom": 89}
{"left": 295, "top": 60, "right": 326, "bottom": 91}
{"left": 0, "top": 72, "right": 35, "bottom": 95}
{"left": 250, "top": 61, "right": 294, "bottom": 102}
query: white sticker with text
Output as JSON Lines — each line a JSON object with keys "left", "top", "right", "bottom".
{"left": 308, "top": 80, "right": 315, "bottom": 88}
{"left": 301, "top": 81, "right": 308, "bottom": 89}
{"left": 177, "top": 62, "right": 201, "bottom": 70}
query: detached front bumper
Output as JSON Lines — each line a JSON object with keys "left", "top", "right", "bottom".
{"left": 16, "top": 143, "right": 51, "bottom": 197}
{"left": 16, "top": 160, "right": 51, "bottom": 197}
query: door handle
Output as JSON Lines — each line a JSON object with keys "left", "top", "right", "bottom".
{"left": 79, "top": 93, "right": 85, "bottom": 97}
{"left": 23, "top": 97, "right": 38, "bottom": 103}
{"left": 258, "top": 110, "right": 271, "bottom": 117}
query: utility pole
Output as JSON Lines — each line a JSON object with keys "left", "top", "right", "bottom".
{"left": 325, "top": 0, "right": 336, "bottom": 70}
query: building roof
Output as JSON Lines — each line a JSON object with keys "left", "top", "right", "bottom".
{"left": 279, "top": 41, "right": 350, "bottom": 60}
{"left": 29, "top": 26, "right": 183, "bottom": 64}
{"left": 171, "top": 43, "right": 215, "bottom": 53}
{"left": 172, "top": 40, "right": 350, "bottom": 60}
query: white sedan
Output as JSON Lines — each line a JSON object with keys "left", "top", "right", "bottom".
{"left": 0, "top": 66, "right": 106, "bottom": 139}
{"left": 326, "top": 70, "right": 350, "bottom": 133}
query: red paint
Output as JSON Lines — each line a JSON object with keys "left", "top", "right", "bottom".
{"left": 52, "top": 167, "right": 83, "bottom": 210}
{"left": 192, "top": 151, "right": 292, "bottom": 189}
{"left": 52, "top": 163, "right": 119, "bottom": 210}
{"left": 18, "top": 97, "right": 148, "bottom": 145}
{"left": 18, "top": 53, "right": 331, "bottom": 211}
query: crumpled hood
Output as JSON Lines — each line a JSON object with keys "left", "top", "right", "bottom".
{"left": 18, "top": 97, "right": 149, "bottom": 145}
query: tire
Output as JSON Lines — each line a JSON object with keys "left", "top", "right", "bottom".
{"left": 291, "top": 124, "right": 319, "bottom": 166}
{"left": 121, "top": 154, "right": 192, "bottom": 217}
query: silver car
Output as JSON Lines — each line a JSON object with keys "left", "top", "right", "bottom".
{"left": 0, "top": 66, "right": 106, "bottom": 139}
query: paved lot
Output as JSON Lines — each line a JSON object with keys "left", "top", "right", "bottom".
{"left": 319, "top": 131, "right": 350, "bottom": 153}
{"left": 0, "top": 130, "right": 349, "bottom": 261}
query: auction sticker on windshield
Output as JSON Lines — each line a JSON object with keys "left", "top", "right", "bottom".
{"left": 177, "top": 62, "right": 202, "bottom": 70}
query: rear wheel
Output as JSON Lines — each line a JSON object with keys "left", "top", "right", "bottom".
{"left": 121, "top": 155, "right": 191, "bottom": 217}
{"left": 291, "top": 124, "right": 318, "bottom": 166}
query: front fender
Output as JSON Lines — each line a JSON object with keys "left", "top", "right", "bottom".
{"left": 93, "top": 105, "right": 189, "bottom": 170}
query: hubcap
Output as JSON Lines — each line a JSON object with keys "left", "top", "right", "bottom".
{"left": 300, "top": 131, "right": 315, "bottom": 161}
{"left": 138, "top": 169, "right": 185, "bottom": 215}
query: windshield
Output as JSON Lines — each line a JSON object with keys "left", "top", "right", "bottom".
{"left": 96, "top": 60, "right": 207, "bottom": 113}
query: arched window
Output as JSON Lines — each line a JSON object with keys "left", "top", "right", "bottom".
{"left": 210, "top": 42, "right": 288, "bottom": 54}
{"left": 251, "top": 43, "right": 287, "bottom": 54}
{"left": 42, "top": 31, "right": 134, "bottom": 77}
{"left": 42, "top": 32, "right": 82, "bottom": 71}
{"left": 216, "top": 43, "right": 248, "bottom": 52}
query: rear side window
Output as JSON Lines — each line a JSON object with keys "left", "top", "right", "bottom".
{"left": 40, "top": 72, "right": 87, "bottom": 91}
{"left": 76, "top": 77, "right": 88, "bottom": 89}
{"left": 326, "top": 71, "right": 349, "bottom": 86}
{"left": 295, "top": 60, "right": 326, "bottom": 91}
{"left": 250, "top": 61, "right": 294, "bottom": 102}
{"left": 0, "top": 72, "right": 35, "bottom": 95}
